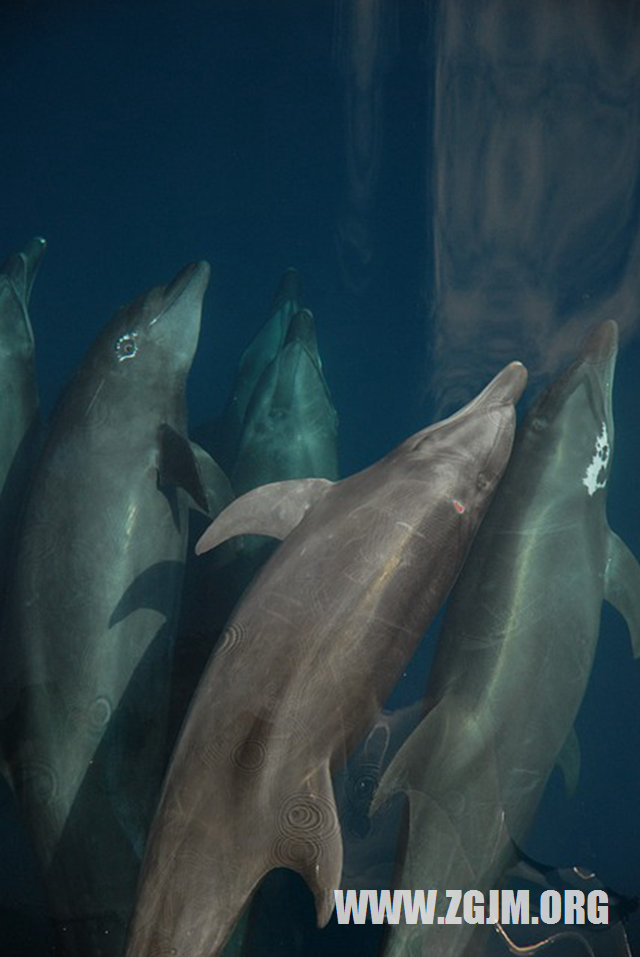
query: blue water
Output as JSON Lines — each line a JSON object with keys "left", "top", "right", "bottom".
{"left": 2, "top": 1, "right": 640, "bottom": 954}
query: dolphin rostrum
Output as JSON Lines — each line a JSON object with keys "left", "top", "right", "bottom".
{"left": 125, "top": 360, "right": 527, "bottom": 957}
{"left": 373, "top": 320, "right": 640, "bottom": 957}
{"left": 0, "top": 260, "right": 232, "bottom": 956}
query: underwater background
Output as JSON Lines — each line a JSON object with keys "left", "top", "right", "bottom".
{"left": 2, "top": 0, "right": 640, "bottom": 954}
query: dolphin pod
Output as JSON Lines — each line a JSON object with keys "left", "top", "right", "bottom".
{"left": 372, "top": 320, "right": 640, "bottom": 957}
{"left": 0, "top": 240, "right": 638, "bottom": 957}
{"left": 0, "top": 260, "right": 233, "bottom": 956}
{"left": 124, "top": 360, "right": 526, "bottom": 957}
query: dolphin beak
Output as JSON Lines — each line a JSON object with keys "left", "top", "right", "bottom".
{"left": 148, "top": 260, "right": 211, "bottom": 365}
{"left": 21, "top": 237, "right": 47, "bottom": 298}
{"left": 460, "top": 361, "right": 528, "bottom": 416}
{"left": 271, "top": 266, "right": 302, "bottom": 314}
{"left": 161, "top": 260, "right": 211, "bottom": 313}
{"left": 1, "top": 236, "right": 47, "bottom": 300}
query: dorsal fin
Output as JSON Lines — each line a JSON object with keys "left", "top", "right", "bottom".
{"left": 195, "top": 478, "right": 333, "bottom": 555}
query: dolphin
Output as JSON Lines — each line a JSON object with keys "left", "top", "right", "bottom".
{"left": 0, "top": 260, "right": 231, "bottom": 956}
{"left": 206, "top": 267, "right": 302, "bottom": 472}
{"left": 0, "top": 237, "right": 46, "bottom": 613}
{"left": 231, "top": 307, "right": 339, "bottom": 495}
{"left": 373, "top": 320, "right": 640, "bottom": 957}
{"left": 125, "top": 360, "right": 527, "bottom": 957}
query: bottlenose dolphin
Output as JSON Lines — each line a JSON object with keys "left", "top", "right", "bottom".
{"left": 208, "top": 267, "right": 302, "bottom": 471}
{"left": 0, "top": 237, "right": 46, "bottom": 613}
{"left": 373, "top": 320, "right": 640, "bottom": 957}
{"left": 0, "top": 260, "right": 231, "bottom": 956}
{"left": 231, "top": 307, "right": 339, "bottom": 495}
{"left": 125, "top": 360, "right": 527, "bottom": 957}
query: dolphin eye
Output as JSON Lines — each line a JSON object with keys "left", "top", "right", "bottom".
{"left": 116, "top": 333, "right": 138, "bottom": 362}
{"left": 476, "top": 472, "right": 489, "bottom": 491}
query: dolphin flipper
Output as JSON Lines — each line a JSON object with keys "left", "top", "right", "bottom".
{"left": 195, "top": 478, "right": 333, "bottom": 553}
{"left": 605, "top": 529, "right": 640, "bottom": 657}
{"left": 158, "top": 424, "right": 210, "bottom": 512}
{"left": 189, "top": 439, "right": 234, "bottom": 517}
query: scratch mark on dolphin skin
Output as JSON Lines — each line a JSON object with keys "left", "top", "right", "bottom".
{"left": 395, "top": 521, "right": 427, "bottom": 539}
{"left": 582, "top": 421, "right": 609, "bottom": 496}
{"left": 84, "top": 378, "right": 105, "bottom": 419}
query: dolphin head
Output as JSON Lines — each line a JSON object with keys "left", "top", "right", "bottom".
{"left": 396, "top": 361, "right": 527, "bottom": 524}
{"left": 76, "top": 261, "right": 210, "bottom": 409}
{"left": 521, "top": 320, "right": 618, "bottom": 498}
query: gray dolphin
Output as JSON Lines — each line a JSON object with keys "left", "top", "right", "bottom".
{"left": 373, "top": 320, "right": 640, "bottom": 957}
{"left": 0, "top": 237, "right": 46, "bottom": 610}
{"left": 209, "top": 267, "right": 302, "bottom": 470}
{"left": 0, "top": 260, "right": 231, "bottom": 956}
{"left": 231, "top": 307, "right": 339, "bottom": 495}
{"left": 125, "top": 360, "right": 527, "bottom": 957}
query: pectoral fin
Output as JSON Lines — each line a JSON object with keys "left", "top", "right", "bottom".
{"left": 189, "top": 440, "right": 234, "bottom": 517}
{"left": 195, "top": 478, "right": 333, "bottom": 555}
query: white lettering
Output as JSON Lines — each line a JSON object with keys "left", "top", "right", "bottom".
{"left": 540, "top": 890, "right": 562, "bottom": 924}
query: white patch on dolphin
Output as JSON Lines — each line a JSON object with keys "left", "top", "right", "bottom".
{"left": 583, "top": 421, "right": 609, "bottom": 495}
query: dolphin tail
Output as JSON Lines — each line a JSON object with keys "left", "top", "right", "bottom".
{"left": 269, "top": 759, "right": 343, "bottom": 927}
{"left": 605, "top": 530, "right": 640, "bottom": 657}
{"left": 127, "top": 756, "right": 342, "bottom": 955}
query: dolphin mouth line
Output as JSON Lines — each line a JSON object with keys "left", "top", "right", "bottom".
{"left": 148, "top": 262, "right": 205, "bottom": 328}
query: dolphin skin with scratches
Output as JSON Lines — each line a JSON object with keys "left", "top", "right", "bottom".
{"left": 0, "top": 260, "right": 231, "bottom": 956}
{"left": 373, "top": 320, "right": 640, "bottom": 957}
{"left": 125, "top": 360, "right": 527, "bottom": 957}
